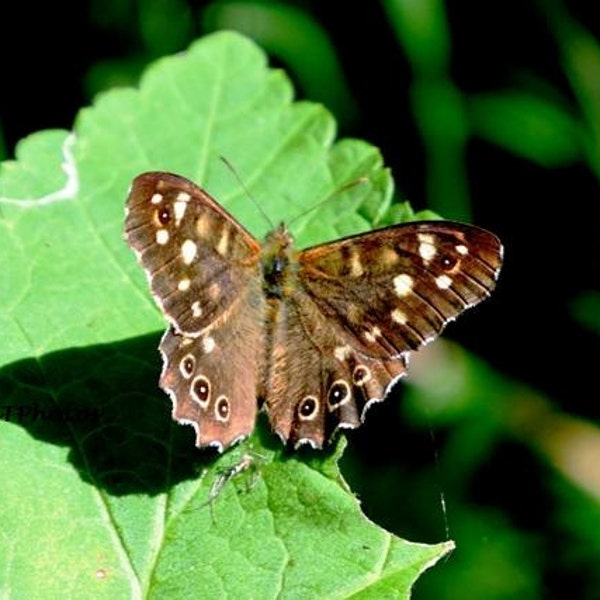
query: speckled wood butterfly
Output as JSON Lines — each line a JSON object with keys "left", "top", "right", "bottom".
{"left": 125, "top": 172, "right": 503, "bottom": 452}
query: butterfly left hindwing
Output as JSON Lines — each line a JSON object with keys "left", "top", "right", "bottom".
{"left": 125, "top": 172, "right": 503, "bottom": 451}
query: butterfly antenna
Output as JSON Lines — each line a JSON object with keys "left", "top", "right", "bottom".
{"left": 219, "top": 156, "right": 275, "bottom": 229}
{"left": 287, "top": 177, "right": 369, "bottom": 228}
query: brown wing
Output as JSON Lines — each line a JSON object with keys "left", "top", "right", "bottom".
{"left": 125, "top": 172, "right": 261, "bottom": 336}
{"left": 159, "top": 284, "right": 264, "bottom": 451}
{"left": 298, "top": 221, "right": 503, "bottom": 358}
{"left": 125, "top": 172, "right": 266, "bottom": 451}
{"left": 264, "top": 293, "right": 407, "bottom": 449}
{"left": 265, "top": 220, "right": 502, "bottom": 449}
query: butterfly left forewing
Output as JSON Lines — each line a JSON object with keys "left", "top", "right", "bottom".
{"left": 125, "top": 172, "right": 262, "bottom": 336}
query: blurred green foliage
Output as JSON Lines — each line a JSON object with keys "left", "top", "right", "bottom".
{"left": 1, "top": 1, "right": 599, "bottom": 598}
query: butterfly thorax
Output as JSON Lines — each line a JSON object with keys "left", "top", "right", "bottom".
{"left": 260, "top": 223, "right": 298, "bottom": 299}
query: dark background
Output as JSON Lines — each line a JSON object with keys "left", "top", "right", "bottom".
{"left": 2, "top": 1, "right": 599, "bottom": 598}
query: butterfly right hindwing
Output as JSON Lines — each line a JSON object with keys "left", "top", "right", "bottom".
{"left": 263, "top": 291, "right": 408, "bottom": 448}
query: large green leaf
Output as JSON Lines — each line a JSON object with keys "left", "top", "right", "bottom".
{"left": 0, "top": 32, "right": 452, "bottom": 598}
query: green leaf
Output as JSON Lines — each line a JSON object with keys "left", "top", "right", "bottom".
{"left": 469, "top": 91, "right": 583, "bottom": 166}
{"left": 0, "top": 31, "right": 452, "bottom": 598}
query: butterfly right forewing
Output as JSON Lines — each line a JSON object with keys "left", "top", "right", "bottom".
{"left": 298, "top": 221, "right": 503, "bottom": 358}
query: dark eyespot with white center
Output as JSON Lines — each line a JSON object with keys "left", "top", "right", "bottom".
{"left": 440, "top": 254, "right": 458, "bottom": 270}
{"left": 353, "top": 365, "right": 372, "bottom": 386}
{"left": 215, "top": 395, "right": 230, "bottom": 422}
{"left": 157, "top": 206, "right": 171, "bottom": 225}
{"left": 328, "top": 380, "right": 351, "bottom": 410}
{"left": 298, "top": 396, "right": 319, "bottom": 421}
{"left": 191, "top": 375, "right": 210, "bottom": 408}
{"left": 179, "top": 354, "right": 195, "bottom": 378}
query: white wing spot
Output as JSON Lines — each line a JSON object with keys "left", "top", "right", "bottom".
{"left": 418, "top": 234, "right": 437, "bottom": 264}
{"left": 393, "top": 273, "right": 414, "bottom": 297}
{"left": 436, "top": 274, "right": 453, "bottom": 289}
{"left": 364, "top": 326, "right": 382, "bottom": 343}
{"left": 216, "top": 225, "right": 230, "bottom": 256}
{"left": 173, "top": 200, "right": 188, "bottom": 226}
{"left": 202, "top": 336, "right": 216, "bottom": 354}
{"left": 196, "top": 213, "right": 211, "bottom": 237}
{"left": 178, "top": 278, "right": 191, "bottom": 291}
{"left": 177, "top": 191, "right": 191, "bottom": 202}
{"left": 191, "top": 301, "right": 202, "bottom": 318}
{"left": 334, "top": 345, "right": 352, "bottom": 361}
{"left": 156, "top": 229, "right": 169, "bottom": 245}
{"left": 391, "top": 308, "right": 407, "bottom": 324}
{"left": 350, "top": 249, "right": 364, "bottom": 277}
{"left": 456, "top": 244, "right": 469, "bottom": 255}
{"left": 181, "top": 239, "right": 197, "bottom": 264}
{"left": 151, "top": 193, "right": 163, "bottom": 204}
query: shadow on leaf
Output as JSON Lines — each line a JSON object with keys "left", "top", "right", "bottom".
{"left": 0, "top": 332, "right": 222, "bottom": 495}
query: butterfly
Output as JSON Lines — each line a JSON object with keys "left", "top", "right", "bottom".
{"left": 125, "top": 172, "right": 503, "bottom": 452}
